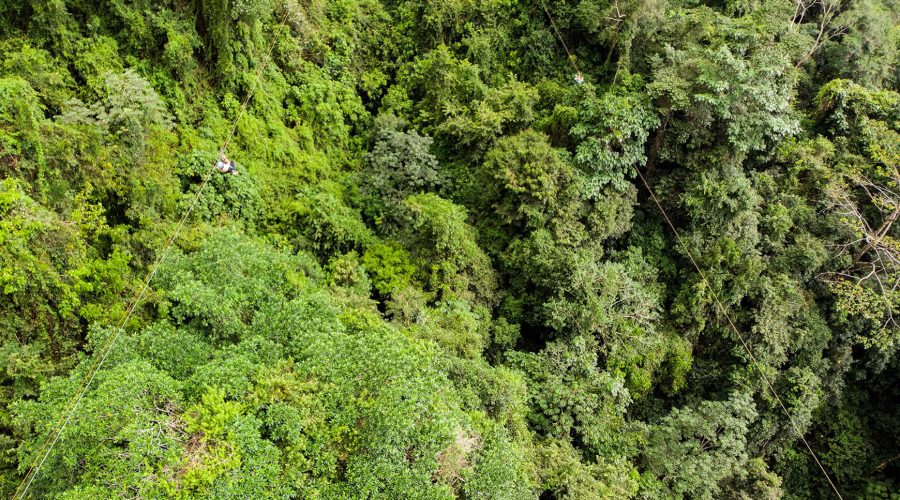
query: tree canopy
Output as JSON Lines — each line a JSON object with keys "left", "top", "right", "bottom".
{"left": 1, "top": 0, "right": 898, "bottom": 497}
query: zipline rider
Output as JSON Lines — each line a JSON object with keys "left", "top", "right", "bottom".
{"left": 216, "top": 154, "right": 238, "bottom": 175}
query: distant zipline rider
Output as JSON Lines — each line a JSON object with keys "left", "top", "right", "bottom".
{"left": 574, "top": 73, "right": 585, "bottom": 85}
{"left": 216, "top": 154, "right": 238, "bottom": 175}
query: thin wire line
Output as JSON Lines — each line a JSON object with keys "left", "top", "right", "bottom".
{"left": 535, "top": 2, "right": 842, "bottom": 495}
{"left": 537, "top": 0, "right": 581, "bottom": 74}
{"left": 12, "top": 7, "right": 291, "bottom": 499}
{"left": 631, "top": 165, "right": 844, "bottom": 499}
{"left": 13, "top": 170, "right": 216, "bottom": 500}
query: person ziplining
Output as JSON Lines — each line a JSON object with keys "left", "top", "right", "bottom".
{"left": 216, "top": 154, "right": 238, "bottom": 175}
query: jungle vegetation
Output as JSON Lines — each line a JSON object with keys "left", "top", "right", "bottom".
{"left": 0, "top": 0, "right": 898, "bottom": 497}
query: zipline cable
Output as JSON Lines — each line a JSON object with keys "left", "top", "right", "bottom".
{"left": 12, "top": 6, "right": 292, "bottom": 499}
{"left": 537, "top": 2, "right": 844, "bottom": 498}
{"left": 631, "top": 164, "right": 844, "bottom": 500}
{"left": 537, "top": 0, "right": 581, "bottom": 75}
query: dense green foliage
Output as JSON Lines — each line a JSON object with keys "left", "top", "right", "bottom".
{"left": 1, "top": 0, "right": 898, "bottom": 497}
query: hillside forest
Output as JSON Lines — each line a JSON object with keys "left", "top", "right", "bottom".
{"left": 1, "top": 0, "right": 899, "bottom": 497}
